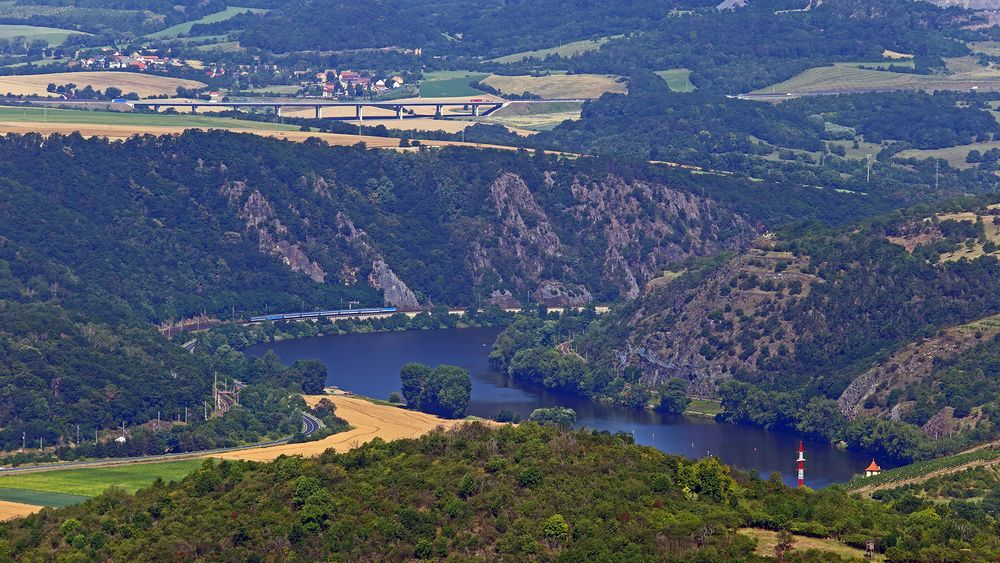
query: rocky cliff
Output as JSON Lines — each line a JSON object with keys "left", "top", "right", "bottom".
{"left": 220, "top": 181, "right": 328, "bottom": 283}
{"left": 598, "top": 236, "right": 820, "bottom": 396}
{"left": 217, "top": 166, "right": 756, "bottom": 312}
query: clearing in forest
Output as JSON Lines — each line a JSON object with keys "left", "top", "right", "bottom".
{"left": 753, "top": 56, "right": 1000, "bottom": 96}
{"left": 738, "top": 528, "right": 883, "bottom": 561}
{"left": 0, "top": 23, "right": 88, "bottom": 44}
{"left": 656, "top": 69, "right": 695, "bottom": 92}
{"left": 146, "top": 6, "right": 269, "bottom": 39}
{"left": 489, "top": 35, "right": 622, "bottom": 64}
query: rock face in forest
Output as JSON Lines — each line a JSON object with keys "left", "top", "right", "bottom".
{"left": 217, "top": 167, "right": 757, "bottom": 312}
{"left": 220, "top": 181, "right": 327, "bottom": 283}
{"left": 334, "top": 212, "right": 421, "bottom": 310}
{"left": 587, "top": 236, "right": 821, "bottom": 396}
{"left": 467, "top": 172, "right": 756, "bottom": 307}
{"left": 567, "top": 175, "right": 755, "bottom": 299}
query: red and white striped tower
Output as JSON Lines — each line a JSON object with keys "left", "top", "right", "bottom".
{"left": 796, "top": 440, "right": 806, "bottom": 488}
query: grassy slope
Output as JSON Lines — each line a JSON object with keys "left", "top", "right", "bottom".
{"left": 0, "top": 459, "right": 204, "bottom": 497}
{"left": 489, "top": 35, "right": 622, "bottom": 63}
{"left": 754, "top": 57, "right": 1000, "bottom": 95}
{"left": 0, "top": 24, "right": 88, "bottom": 44}
{"left": 656, "top": 69, "right": 695, "bottom": 92}
{"left": 146, "top": 6, "right": 269, "bottom": 39}
{"left": 738, "top": 528, "right": 883, "bottom": 561}
{"left": 0, "top": 106, "right": 297, "bottom": 131}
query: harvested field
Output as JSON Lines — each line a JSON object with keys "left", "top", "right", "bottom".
{"left": 0, "top": 501, "right": 42, "bottom": 522}
{"left": 481, "top": 73, "right": 625, "bottom": 99}
{"left": 0, "top": 71, "right": 205, "bottom": 97}
{"left": 882, "top": 49, "right": 914, "bottom": 60}
{"left": 354, "top": 117, "right": 535, "bottom": 136}
{"left": 0, "top": 105, "right": 292, "bottom": 128}
{"left": 0, "top": 119, "right": 540, "bottom": 153}
{"left": 215, "top": 395, "right": 491, "bottom": 462}
{"left": 487, "top": 100, "right": 581, "bottom": 130}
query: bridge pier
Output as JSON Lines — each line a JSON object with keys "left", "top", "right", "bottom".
{"left": 274, "top": 105, "right": 282, "bottom": 117}
{"left": 152, "top": 105, "right": 160, "bottom": 113}
{"left": 396, "top": 105, "right": 404, "bottom": 119}
{"left": 472, "top": 104, "right": 479, "bottom": 117}
{"left": 191, "top": 105, "right": 198, "bottom": 114}
{"left": 435, "top": 105, "right": 442, "bottom": 118}
{"left": 356, "top": 105, "right": 364, "bottom": 121}
{"left": 314, "top": 105, "right": 321, "bottom": 119}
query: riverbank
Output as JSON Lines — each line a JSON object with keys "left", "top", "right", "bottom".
{"left": 214, "top": 395, "right": 491, "bottom": 462}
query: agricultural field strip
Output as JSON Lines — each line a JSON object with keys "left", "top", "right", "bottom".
{"left": 0, "top": 24, "right": 88, "bottom": 44}
{"left": 146, "top": 6, "right": 268, "bottom": 40}
{"left": 0, "top": 459, "right": 204, "bottom": 498}
{"left": 844, "top": 447, "right": 1000, "bottom": 493}
{"left": 0, "top": 487, "right": 87, "bottom": 508}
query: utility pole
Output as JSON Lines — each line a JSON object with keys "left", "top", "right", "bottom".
{"left": 935, "top": 159, "right": 940, "bottom": 190}
{"left": 204, "top": 401, "right": 208, "bottom": 421}
{"left": 76, "top": 425, "right": 80, "bottom": 446}
{"left": 184, "top": 406, "right": 188, "bottom": 424}
{"left": 21, "top": 432, "right": 24, "bottom": 452}
{"left": 866, "top": 153, "right": 872, "bottom": 184}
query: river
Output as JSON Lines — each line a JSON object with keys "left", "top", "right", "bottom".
{"left": 245, "top": 326, "right": 876, "bottom": 487}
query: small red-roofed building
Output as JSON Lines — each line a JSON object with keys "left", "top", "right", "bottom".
{"left": 865, "top": 459, "right": 881, "bottom": 478}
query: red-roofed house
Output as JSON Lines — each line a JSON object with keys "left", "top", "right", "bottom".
{"left": 864, "top": 460, "right": 881, "bottom": 478}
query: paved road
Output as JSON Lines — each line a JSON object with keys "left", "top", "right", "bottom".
{"left": 301, "top": 412, "right": 321, "bottom": 436}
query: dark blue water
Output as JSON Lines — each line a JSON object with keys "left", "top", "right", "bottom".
{"left": 245, "top": 327, "right": 875, "bottom": 487}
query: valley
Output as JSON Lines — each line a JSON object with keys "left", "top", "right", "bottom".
{"left": 1, "top": 0, "right": 1000, "bottom": 559}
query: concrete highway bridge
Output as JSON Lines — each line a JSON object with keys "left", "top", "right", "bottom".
{"left": 129, "top": 98, "right": 591, "bottom": 121}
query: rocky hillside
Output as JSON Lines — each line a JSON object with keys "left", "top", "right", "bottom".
{"left": 573, "top": 197, "right": 1000, "bottom": 446}
{"left": 0, "top": 131, "right": 759, "bottom": 322}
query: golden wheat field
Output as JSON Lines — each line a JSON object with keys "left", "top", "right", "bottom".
{"left": 0, "top": 72, "right": 205, "bottom": 97}
{"left": 214, "top": 395, "right": 488, "bottom": 462}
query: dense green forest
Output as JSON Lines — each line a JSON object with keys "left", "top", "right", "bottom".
{"left": 6, "top": 423, "right": 1000, "bottom": 560}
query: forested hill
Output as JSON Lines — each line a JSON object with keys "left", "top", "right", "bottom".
{"left": 7, "top": 423, "right": 1000, "bottom": 560}
{"left": 201, "top": 0, "right": 972, "bottom": 92}
{"left": 0, "top": 130, "right": 894, "bottom": 322}
{"left": 193, "top": 0, "right": 682, "bottom": 57}
{"left": 568, "top": 196, "right": 1000, "bottom": 461}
